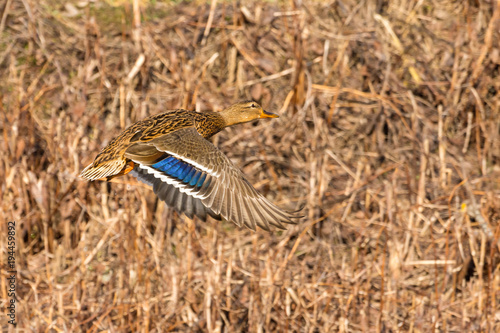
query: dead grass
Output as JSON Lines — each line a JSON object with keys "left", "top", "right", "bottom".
{"left": 1, "top": 0, "right": 500, "bottom": 331}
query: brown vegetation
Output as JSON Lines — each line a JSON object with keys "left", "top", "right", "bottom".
{"left": 1, "top": 0, "right": 499, "bottom": 331}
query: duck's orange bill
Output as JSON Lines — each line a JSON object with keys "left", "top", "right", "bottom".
{"left": 260, "top": 110, "right": 279, "bottom": 118}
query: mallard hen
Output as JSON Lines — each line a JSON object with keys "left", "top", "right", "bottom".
{"left": 81, "top": 101, "right": 299, "bottom": 231}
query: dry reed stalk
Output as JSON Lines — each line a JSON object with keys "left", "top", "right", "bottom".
{"left": 1, "top": 0, "right": 499, "bottom": 331}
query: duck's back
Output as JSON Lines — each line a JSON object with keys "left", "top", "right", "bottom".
{"left": 81, "top": 109, "right": 218, "bottom": 181}
{"left": 115, "top": 109, "right": 196, "bottom": 146}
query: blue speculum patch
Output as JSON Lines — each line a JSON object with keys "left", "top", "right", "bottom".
{"left": 152, "top": 156, "right": 176, "bottom": 170}
{"left": 189, "top": 171, "right": 201, "bottom": 186}
{"left": 183, "top": 168, "right": 197, "bottom": 183}
{"left": 152, "top": 156, "right": 207, "bottom": 188}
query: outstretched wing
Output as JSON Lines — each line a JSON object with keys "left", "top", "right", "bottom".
{"left": 125, "top": 127, "right": 299, "bottom": 231}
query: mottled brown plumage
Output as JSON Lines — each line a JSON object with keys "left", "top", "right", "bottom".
{"left": 82, "top": 109, "right": 222, "bottom": 180}
{"left": 81, "top": 101, "right": 300, "bottom": 231}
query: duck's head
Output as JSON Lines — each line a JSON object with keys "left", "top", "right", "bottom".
{"left": 221, "top": 101, "right": 278, "bottom": 127}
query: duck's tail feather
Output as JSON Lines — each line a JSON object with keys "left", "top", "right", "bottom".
{"left": 80, "top": 157, "right": 132, "bottom": 181}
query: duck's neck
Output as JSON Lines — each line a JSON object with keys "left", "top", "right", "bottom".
{"left": 193, "top": 111, "right": 227, "bottom": 138}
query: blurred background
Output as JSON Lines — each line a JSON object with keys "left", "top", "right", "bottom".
{"left": 1, "top": 0, "right": 499, "bottom": 331}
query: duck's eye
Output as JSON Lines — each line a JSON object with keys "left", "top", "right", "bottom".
{"left": 251, "top": 103, "right": 255, "bottom": 108}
